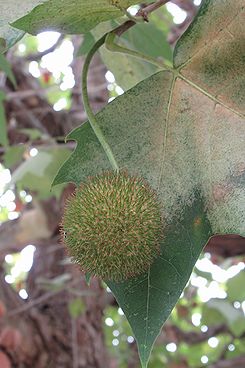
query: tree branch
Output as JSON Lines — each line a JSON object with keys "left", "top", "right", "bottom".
{"left": 137, "top": 0, "right": 170, "bottom": 21}
{"left": 25, "top": 35, "right": 65, "bottom": 61}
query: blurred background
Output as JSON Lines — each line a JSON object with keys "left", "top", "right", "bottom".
{"left": 0, "top": 1, "right": 245, "bottom": 367}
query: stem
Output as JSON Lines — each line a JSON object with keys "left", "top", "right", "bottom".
{"left": 137, "top": 0, "right": 170, "bottom": 21}
{"left": 82, "top": 34, "right": 119, "bottom": 171}
{"left": 81, "top": 0, "right": 172, "bottom": 171}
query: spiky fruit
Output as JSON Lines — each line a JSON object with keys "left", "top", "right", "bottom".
{"left": 62, "top": 171, "right": 162, "bottom": 281}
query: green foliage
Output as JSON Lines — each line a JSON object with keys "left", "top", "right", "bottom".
{"left": 227, "top": 271, "right": 245, "bottom": 303}
{"left": 77, "top": 32, "right": 95, "bottom": 56}
{"left": 0, "top": 54, "right": 16, "bottom": 87}
{"left": 10, "top": 147, "right": 71, "bottom": 198}
{"left": 203, "top": 299, "right": 245, "bottom": 337}
{"left": 53, "top": 0, "right": 244, "bottom": 365}
{"left": 3, "top": 145, "right": 26, "bottom": 168}
{"left": 108, "top": 197, "right": 211, "bottom": 367}
{"left": 62, "top": 171, "right": 162, "bottom": 281}
{"left": 93, "top": 12, "right": 172, "bottom": 91}
{"left": 11, "top": 0, "right": 139, "bottom": 35}
{"left": 0, "top": 0, "right": 42, "bottom": 52}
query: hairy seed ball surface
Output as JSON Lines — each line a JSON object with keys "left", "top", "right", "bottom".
{"left": 62, "top": 171, "right": 162, "bottom": 281}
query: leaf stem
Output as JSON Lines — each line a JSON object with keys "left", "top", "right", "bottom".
{"left": 82, "top": 34, "right": 119, "bottom": 171}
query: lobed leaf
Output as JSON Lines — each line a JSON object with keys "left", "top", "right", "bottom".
{"left": 53, "top": 0, "right": 245, "bottom": 366}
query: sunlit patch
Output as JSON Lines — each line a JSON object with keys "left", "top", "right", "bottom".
{"left": 18, "top": 43, "right": 26, "bottom": 53}
{"left": 127, "top": 336, "right": 134, "bottom": 343}
{"left": 5, "top": 245, "right": 36, "bottom": 285}
{"left": 166, "top": 3, "right": 187, "bottom": 24}
{"left": 201, "top": 355, "right": 208, "bottom": 364}
{"left": 60, "top": 66, "right": 75, "bottom": 90}
{"left": 105, "top": 70, "right": 115, "bottom": 84}
{"left": 37, "top": 31, "right": 60, "bottom": 52}
{"left": 0, "top": 167, "right": 11, "bottom": 194}
{"left": 29, "top": 61, "right": 41, "bottom": 78}
{"left": 208, "top": 337, "right": 219, "bottom": 348}
{"left": 198, "top": 280, "right": 227, "bottom": 302}
{"left": 228, "top": 344, "right": 235, "bottom": 351}
{"left": 0, "top": 190, "right": 15, "bottom": 207}
{"left": 8, "top": 212, "right": 19, "bottom": 220}
{"left": 201, "top": 325, "right": 208, "bottom": 332}
{"left": 115, "top": 86, "right": 124, "bottom": 95}
{"left": 5, "top": 254, "right": 14, "bottom": 264}
{"left": 29, "top": 148, "right": 38, "bottom": 157}
{"left": 41, "top": 40, "right": 74, "bottom": 73}
{"left": 118, "top": 308, "right": 124, "bottom": 316}
{"left": 112, "top": 338, "right": 119, "bottom": 346}
{"left": 20, "top": 245, "right": 36, "bottom": 272}
{"left": 5, "top": 275, "right": 15, "bottom": 284}
{"left": 196, "top": 257, "right": 245, "bottom": 283}
{"left": 128, "top": 5, "right": 140, "bottom": 16}
{"left": 166, "top": 342, "right": 177, "bottom": 352}
{"left": 19, "top": 289, "right": 28, "bottom": 299}
{"left": 105, "top": 317, "right": 114, "bottom": 327}
{"left": 192, "top": 312, "right": 201, "bottom": 326}
{"left": 233, "top": 301, "right": 241, "bottom": 309}
{"left": 25, "top": 194, "right": 32, "bottom": 203}
{"left": 53, "top": 97, "right": 67, "bottom": 111}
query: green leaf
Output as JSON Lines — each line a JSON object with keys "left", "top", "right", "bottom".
{"left": 93, "top": 21, "right": 160, "bottom": 91}
{"left": 18, "top": 128, "right": 42, "bottom": 140}
{"left": 203, "top": 299, "right": 245, "bottom": 337}
{"left": 0, "top": 1, "right": 42, "bottom": 52}
{"left": 122, "top": 22, "right": 172, "bottom": 62}
{"left": 53, "top": 0, "right": 244, "bottom": 366}
{"left": 68, "top": 298, "right": 85, "bottom": 318}
{"left": 108, "top": 197, "right": 211, "bottom": 366}
{"left": 227, "top": 271, "right": 245, "bottom": 303}
{"left": 3, "top": 145, "right": 26, "bottom": 168}
{"left": 11, "top": 147, "right": 71, "bottom": 198}
{"left": 0, "top": 54, "right": 16, "bottom": 87}
{"left": 11, "top": 0, "right": 139, "bottom": 36}
{"left": 0, "top": 91, "right": 8, "bottom": 146}
{"left": 77, "top": 32, "right": 95, "bottom": 56}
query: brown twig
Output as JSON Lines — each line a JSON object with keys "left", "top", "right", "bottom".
{"left": 114, "top": 0, "right": 170, "bottom": 37}
{"left": 6, "top": 278, "right": 91, "bottom": 317}
{"left": 26, "top": 34, "right": 65, "bottom": 61}
{"left": 138, "top": 0, "right": 170, "bottom": 21}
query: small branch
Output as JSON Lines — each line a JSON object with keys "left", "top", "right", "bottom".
{"left": 6, "top": 278, "right": 86, "bottom": 317}
{"left": 167, "top": 324, "right": 230, "bottom": 345}
{"left": 137, "top": 0, "right": 170, "bottom": 21}
{"left": 114, "top": 0, "right": 170, "bottom": 36}
{"left": 26, "top": 34, "right": 65, "bottom": 61}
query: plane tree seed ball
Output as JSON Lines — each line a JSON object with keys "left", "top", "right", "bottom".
{"left": 62, "top": 171, "right": 163, "bottom": 281}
